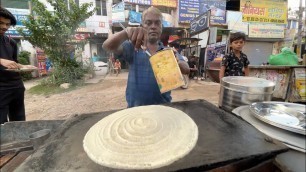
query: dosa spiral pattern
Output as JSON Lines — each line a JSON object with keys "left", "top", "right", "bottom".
{"left": 83, "top": 105, "right": 198, "bottom": 169}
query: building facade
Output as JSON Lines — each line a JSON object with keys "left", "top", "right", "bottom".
{"left": 2, "top": 0, "right": 299, "bottom": 67}
{"left": 1, "top": 0, "right": 112, "bottom": 66}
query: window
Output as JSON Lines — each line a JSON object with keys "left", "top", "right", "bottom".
{"left": 96, "top": 0, "right": 107, "bottom": 16}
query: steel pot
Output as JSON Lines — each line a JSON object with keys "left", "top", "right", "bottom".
{"left": 219, "top": 76, "right": 275, "bottom": 112}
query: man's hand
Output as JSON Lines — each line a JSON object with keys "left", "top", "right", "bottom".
{"left": 126, "top": 27, "right": 147, "bottom": 50}
{"left": 0, "top": 58, "right": 21, "bottom": 69}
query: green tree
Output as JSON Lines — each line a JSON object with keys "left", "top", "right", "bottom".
{"left": 18, "top": 51, "right": 32, "bottom": 81}
{"left": 18, "top": 0, "right": 95, "bottom": 85}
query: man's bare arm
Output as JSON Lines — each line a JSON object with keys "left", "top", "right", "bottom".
{"left": 219, "top": 66, "right": 226, "bottom": 81}
{"left": 0, "top": 58, "right": 37, "bottom": 69}
{"left": 102, "top": 27, "right": 147, "bottom": 54}
{"left": 102, "top": 30, "right": 128, "bottom": 55}
{"left": 244, "top": 66, "right": 249, "bottom": 76}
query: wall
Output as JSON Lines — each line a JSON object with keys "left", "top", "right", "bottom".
{"left": 38, "top": 0, "right": 55, "bottom": 11}
{"left": 78, "top": 0, "right": 112, "bottom": 64}
{"left": 91, "top": 44, "right": 98, "bottom": 57}
{"left": 243, "top": 42, "right": 273, "bottom": 65}
{"left": 191, "top": 30, "right": 209, "bottom": 48}
{"left": 20, "top": 40, "right": 39, "bottom": 77}
{"left": 83, "top": 43, "right": 92, "bottom": 65}
{"left": 80, "top": 0, "right": 110, "bottom": 34}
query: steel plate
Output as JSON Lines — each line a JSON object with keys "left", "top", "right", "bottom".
{"left": 249, "top": 102, "right": 306, "bottom": 135}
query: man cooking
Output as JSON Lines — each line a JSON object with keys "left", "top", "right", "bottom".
{"left": 102, "top": 6, "right": 189, "bottom": 107}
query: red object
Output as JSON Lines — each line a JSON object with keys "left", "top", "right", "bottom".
{"left": 168, "top": 35, "right": 180, "bottom": 43}
{"left": 74, "top": 33, "right": 90, "bottom": 40}
{"left": 99, "top": 22, "right": 105, "bottom": 27}
{"left": 36, "top": 48, "right": 47, "bottom": 76}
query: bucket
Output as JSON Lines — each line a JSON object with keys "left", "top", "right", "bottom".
{"left": 219, "top": 76, "right": 275, "bottom": 112}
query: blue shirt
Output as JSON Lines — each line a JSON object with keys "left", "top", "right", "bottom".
{"left": 121, "top": 41, "right": 173, "bottom": 107}
{"left": 92, "top": 55, "right": 100, "bottom": 62}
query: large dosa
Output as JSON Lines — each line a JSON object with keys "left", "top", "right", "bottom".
{"left": 83, "top": 105, "right": 198, "bottom": 169}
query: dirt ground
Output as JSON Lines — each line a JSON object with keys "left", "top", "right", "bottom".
{"left": 24, "top": 72, "right": 220, "bottom": 121}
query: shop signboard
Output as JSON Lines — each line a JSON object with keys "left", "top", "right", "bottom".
{"left": 123, "top": 0, "right": 151, "bottom": 5}
{"left": 178, "top": 0, "right": 200, "bottom": 23}
{"left": 226, "top": 11, "right": 242, "bottom": 23}
{"left": 74, "top": 33, "right": 90, "bottom": 40}
{"left": 294, "top": 68, "right": 306, "bottom": 101}
{"left": 36, "top": 48, "right": 47, "bottom": 76}
{"left": 6, "top": 30, "right": 30, "bottom": 36}
{"left": 5, "top": 8, "right": 30, "bottom": 37}
{"left": 129, "top": 11, "right": 142, "bottom": 24}
{"left": 152, "top": 0, "right": 177, "bottom": 8}
{"left": 206, "top": 41, "right": 227, "bottom": 62}
{"left": 179, "top": 0, "right": 226, "bottom": 24}
{"left": 240, "top": 0, "right": 287, "bottom": 24}
{"left": 45, "top": 58, "right": 52, "bottom": 73}
{"left": 124, "top": 0, "right": 177, "bottom": 7}
{"left": 128, "top": 11, "right": 172, "bottom": 27}
{"left": 76, "top": 22, "right": 89, "bottom": 32}
{"left": 190, "top": 11, "right": 209, "bottom": 35}
{"left": 112, "top": 2, "right": 125, "bottom": 23}
{"left": 248, "top": 24, "right": 284, "bottom": 38}
{"left": 200, "top": 0, "right": 226, "bottom": 25}
{"left": 228, "top": 21, "right": 249, "bottom": 35}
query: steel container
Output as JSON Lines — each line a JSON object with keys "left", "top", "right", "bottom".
{"left": 219, "top": 76, "right": 275, "bottom": 112}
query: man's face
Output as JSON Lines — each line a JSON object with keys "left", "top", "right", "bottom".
{"left": 143, "top": 13, "right": 162, "bottom": 44}
{"left": 0, "top": 16, "right": 11, "bottom": 35}
{"left": 231, "top": 39, "right": 245, "bottom": 51}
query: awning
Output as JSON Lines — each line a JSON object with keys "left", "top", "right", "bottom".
{"left": 169, "top": 38, "right": 202, "bottom": 46}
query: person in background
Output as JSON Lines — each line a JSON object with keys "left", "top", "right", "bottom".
{"left": 91, "top": 52, "right": 100, "bottom": 63}
{"left": 107, "top": 54, "right": 114, "bottom": 74}
{"left": 188, "top": 56, "right": 198, "bottom": 79}
{"left": 219, "top": 32, "right": 250, "bottom": 81}
{"left": 0, "top": 7, "right": 36, "bottom": 124}
{"left": 114, "top": 59, "right": 121, "bottom": 76}
{"left": 173, "top": 44, "right": 188, "bottom": 62}
{"left": 102, "top": 6, "right": 189, "bottom": 107}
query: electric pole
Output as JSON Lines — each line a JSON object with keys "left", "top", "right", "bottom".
{"left": 296, "top": 0, "right": 303, "bottom": 58}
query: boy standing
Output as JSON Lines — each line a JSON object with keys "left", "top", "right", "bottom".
{"left": 219, "top": 32, "right": 250, "bottom": 81}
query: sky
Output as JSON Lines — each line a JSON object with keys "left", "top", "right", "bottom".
{"left": 288, "top": 0, "right": 305, "bottom": 9}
